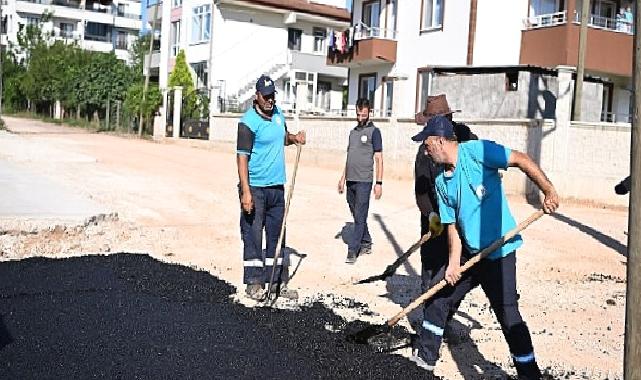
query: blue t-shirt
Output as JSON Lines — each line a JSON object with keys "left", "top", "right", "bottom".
{"left": 435, "top": 140, "right": 522, "bottom": 260}
{"left": 236, "top": 106, "right": 287, "bottom": 187}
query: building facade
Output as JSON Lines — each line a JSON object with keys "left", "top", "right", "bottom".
{"left": 328, "top": 0, "right": 634, "bottom": 122}
{"left": 153, "top": 0, "right": 350, "bottom": 116}
{"left": 1, "top": 0, "right": 142, "bottom": 62}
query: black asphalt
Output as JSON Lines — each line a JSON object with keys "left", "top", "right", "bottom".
{"left": 0, "top": 253, "right": 435, "bottom": 379}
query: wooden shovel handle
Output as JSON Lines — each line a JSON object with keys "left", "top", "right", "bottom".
{"left": 387, "top": 210, "right": 545, "bottom": 327}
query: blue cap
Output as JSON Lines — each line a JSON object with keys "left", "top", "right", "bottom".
{"left": 411, "top": 115, "right": 455, "bottom": 142}
{"left": 256, "top": 74, "right": 276, "bottom": 96}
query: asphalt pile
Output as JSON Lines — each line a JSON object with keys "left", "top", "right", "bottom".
{"left": 0, "top": 253, "right": 435, "bottom": 379}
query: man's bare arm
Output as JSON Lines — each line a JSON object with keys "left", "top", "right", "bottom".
{"left": 508, "top": 151, "right": 559, "bottom": 213}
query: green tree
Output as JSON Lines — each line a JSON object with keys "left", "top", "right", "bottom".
{"left": 168, "top": 49, "right": 203, "bottom": 118}
{"left": 123, "top": 82, "right": 162, "bottom": 123}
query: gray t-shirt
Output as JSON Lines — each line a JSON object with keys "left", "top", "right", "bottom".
{"left": 346, "top": 121, "right": 382, "bottom": 182}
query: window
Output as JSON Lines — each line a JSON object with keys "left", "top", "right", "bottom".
{"left": 421, "top": 0, "right": 443, "bottom": 30}
{"left": 115, "top": 31, "right": 128, "bottom": 50}
{"left": 191, "top": 5, "right": 211, "bottom": 44}
{"left": 191, "top": 61, "right": 208, "bottom": 89}
{"left": 171, "top": 0, "right": 182, "bottom": 7}
{"left": 362, "top": 0, "right": 380, "bottom": 27}
{"left": 85, "top": 22, "right": 111, "bottom": 41}
{"left": 170, "top": 21, "right": 181, "bottom": 56}
{"left": 288, "top": 28, "right": 302, "bottom": 51}
{"left": 25, "top": 16, "right": 40, "bottom": 26}
{"left": 417, "top": 70, "right": 432, "bottom": 113}
{"left": 59, "top": 22, "right": 74, "bottom": 38}
{"left": 316, "top": 81, "right": 331, "bottom": 111}
{"left": 358, "top": 73, "right": 377, "bottom": 107}
{"left": 506, "top": 72, "right": 518, "bottom": 91}
{"left": 384, "top": 80, "right": 393, "bottom": 116}
{"left": 117, "top": 4, "right": 125, "bottom": 17}
{"left": 313, "top": 27, "right": 326, "bottom": 53}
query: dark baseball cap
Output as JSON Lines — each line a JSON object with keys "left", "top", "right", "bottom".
{"left": 411, "top": 115, "right": 455, "bottom": 142}
{"left": 256, "top": 74, "right": 276, "bottom": 96}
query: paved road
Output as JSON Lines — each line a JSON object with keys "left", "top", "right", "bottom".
{"left": 0, "top": 160, "right": 106, "bottom": 222}
{"left": 0, "top": 254, "right": 432, "bottom": 379}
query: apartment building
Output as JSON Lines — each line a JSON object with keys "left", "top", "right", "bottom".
{"left": 523, "top": 0, "right": 634, "bottom": 122}
{"left": 1, "top": 0, "right": 142, "bottom": 61}
{"left": 328, "top": 0, "right": 634, "bottom": 122}
{"left": 153, "top": 0, "right": 350, "bottom": 115}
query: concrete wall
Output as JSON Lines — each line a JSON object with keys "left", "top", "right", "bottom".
{"left": 431, "top": 71, "right": 603, "bottom": 122}
{"left": 201, "top": 114, "right": 630, "bottom": 206}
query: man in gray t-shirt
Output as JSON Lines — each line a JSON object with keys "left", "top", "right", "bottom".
{"left": 338, "top": 98, "right": 384, "bottom": 264}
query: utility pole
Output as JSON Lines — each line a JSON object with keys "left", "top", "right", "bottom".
{"left": 0, "top": 0, "right": 4, "bottom": 118}
{"left": 624, "top": 4, "right": 641, "bottom": 379}
{"left": 573, "top": 0, "right": 590, "bottom": 121}
{"left": 139, "top": 0, "right": 158, "bottom": 137}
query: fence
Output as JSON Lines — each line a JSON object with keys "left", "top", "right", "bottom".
{"left": 203, "top": 114, "right": 630, "bottom": 206}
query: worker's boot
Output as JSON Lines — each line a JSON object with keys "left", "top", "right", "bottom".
{"left": 269, "top": 284, "right": 298, "bottom": 300}
{"left": 345, "top": 249, "right": 358, "bottom": 264}
{"left": 359, "top": 243, "right": 372, "bottom": 255}
{"left": 245, "top": 284, "right": 264, "bottom": 301}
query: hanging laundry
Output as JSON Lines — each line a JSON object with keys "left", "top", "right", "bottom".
{"left": 344, "top": 29, "right": 351, "bottom": 50}
{"left": 335, "top": 31, "right": 344, "bottom": 52}
{"left": 329, "top": 30, "right": 335, "bottom": 51}
{"left": 348, "top": 27, "right": 354, "bottom": 47}
{"left": 340, "top": 31, "right": 347, "bottom": 53}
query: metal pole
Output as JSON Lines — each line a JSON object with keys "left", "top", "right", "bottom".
{"left": 624, "top": 4, "right": 641, "bottom": 379}
{"left": 139, "top": 0, "right": 158, "bottom": 137}
{"left": 572, "top": 0, "right": 590, "bottom": 121}
{"left": 116, "top": 99, "right": 120, "bottom": 130}
{"left": 0, "top": 0, "right": 4, "bottom": 118}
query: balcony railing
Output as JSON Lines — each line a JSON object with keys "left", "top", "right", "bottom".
{"left": 525, "top": 11, "right": 635, "bottom": 34}
{"left": 56, "top": 29, "right": 77, "bottom": 38}
{"left": 114, "top": 39, "right": 128, "bottom": 50}
{"left": 18, "top": 0, "right": 141, "bottom": 19}
{"left": 19, "top": 0, "right": 81, "bottom": 7}
{"left": 353, "top": 21, "right": 397, "bottom": 41}
{"left": 525, "top": 11, "right": 567, "bottom": 29}
{"left": 84, "top": 34, "right": 111, "bottom": 42}
{"left": 574, "top": 13, "right": 635, "bottom": 34}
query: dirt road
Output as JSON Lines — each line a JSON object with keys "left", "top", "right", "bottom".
{"left": 0, "top": 116, "right": 628, "bottom": 379}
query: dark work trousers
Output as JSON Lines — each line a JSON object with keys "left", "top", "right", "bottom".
{"left": 418, "top": 215, "right": 465, "bottom": 347}
{"left": 345, "top": 181, "right": 373, "bottom": 254}
{"left": 239, "top": 185, "right": 289, "bottom": 286}
{"left": 417, "top": 252, "right": 542, "bottom": 379}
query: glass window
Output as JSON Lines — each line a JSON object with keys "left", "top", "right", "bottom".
{"left": 362, "top": 1, "right": 380, "bottom": 27}
{"left": 359, "top": 73, "right": 377, "bottom": 107}
{"left": 190, "top": 61, "right": 208, "bottom": 89}
{"left": 422, "top": 0, "right": 443, "bottom": 30}
{"left": 191, "top": 5, "right": 211, "bottom": 43}
{"left": 385, "top": 81, "right": 393, "bottom": 116}
{"left": 417, "top": 70, "right": 431, "bottom": 113}
{"left": 288, "top": 28, "right": 302, "bottom": 51}
{"left": 313, "top": 27, "right": 326, "bottom": 53}
{"left": 170, "top": 21, "right": 180, "bottom": 56}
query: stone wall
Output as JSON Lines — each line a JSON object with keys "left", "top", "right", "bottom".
{"left": 203, "top": 113, "right": 630, "bottom": 207}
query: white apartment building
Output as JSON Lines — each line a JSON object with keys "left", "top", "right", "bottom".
{"left": 329, "top": 0, "right": 634, "bottom": 122}
{"left": 153, "top": 0, "right": 350, "bottom": 115}
{"left": 1, "top": 0, "right": 142, "bottom": 61}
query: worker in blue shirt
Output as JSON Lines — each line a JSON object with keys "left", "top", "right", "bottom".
{"left": 236, "top": 75, "right": 305, "bottom": 301}
{"left": 410, "top": 116, "right": 559, "bottom": 380}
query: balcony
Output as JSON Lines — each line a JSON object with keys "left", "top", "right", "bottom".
{"left": 326, "top": 22, "right": 397, "bottom": 68}
{"left": 291, "top": 51, "right": 347, "bottom": 78}
{"left": 520, "top": 11, "right": 633, "bottom": 77}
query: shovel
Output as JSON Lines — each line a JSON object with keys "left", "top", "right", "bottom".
{"left": 354, "top": 231, "right": 435, "bottom": 285}
{"left": 264, "top": 143, "right": 303, "bottom": 302}
{"left": 347, "top": 210, "right": 545, "bottom": 345}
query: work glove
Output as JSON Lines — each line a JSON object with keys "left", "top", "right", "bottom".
{"left": 428, "top": 212, "right": 444, "bottom": 236}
